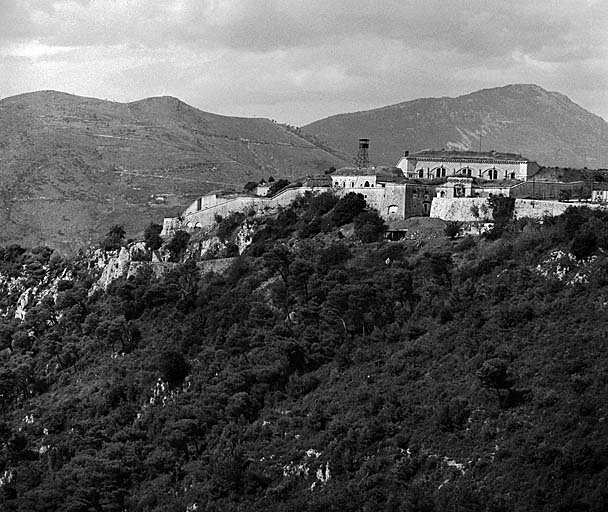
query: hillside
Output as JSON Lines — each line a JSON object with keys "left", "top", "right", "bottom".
{"left": 0, "top": 194, "right": 607, "bottom": 510}
{"left": 0, "top": 91, "right": 349, "bottom": 252}
{"left": 303, "top": 84, "right": 608, "bottom": 169}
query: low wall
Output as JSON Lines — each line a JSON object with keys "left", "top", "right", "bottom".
{"left": 162, "top": 187, "right": 330, "bottom": 236}
{"left": 430, "top": 197, "right": 581, "bottom": 222}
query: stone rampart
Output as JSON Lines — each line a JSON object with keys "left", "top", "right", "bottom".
{"left": 430, "top": 197, "right": 582, "bottom": 222}
{"left": 163, "top": 187, "right": 329, "bottom": 236}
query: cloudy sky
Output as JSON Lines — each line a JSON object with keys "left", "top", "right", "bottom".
{"left": 0, "top": 0, "right": 607, "bottom": 125}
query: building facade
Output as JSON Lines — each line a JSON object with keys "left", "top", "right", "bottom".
{"left": 397, "top": 150, "right": 539, "bottom": 181}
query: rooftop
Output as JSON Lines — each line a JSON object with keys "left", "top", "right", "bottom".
{"left": 408, "top": 149, "right": 528, "bottom": 162}
{"left": 332, "top": 166, "right": 403, "bottom": 178}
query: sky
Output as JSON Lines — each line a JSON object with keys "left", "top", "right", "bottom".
{"left": 0, "top": 0, "right": 607, "bottom": 126}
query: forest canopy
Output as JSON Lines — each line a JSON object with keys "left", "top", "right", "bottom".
{"left": 0, "top": 197, "right": 606, "bottom": 511}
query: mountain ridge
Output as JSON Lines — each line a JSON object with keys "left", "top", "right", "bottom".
{"left": 0, "top": 90, "right": 349, "bottom": 252}
{"left": 302, "top": 84, "right": 608, "bottom": 169}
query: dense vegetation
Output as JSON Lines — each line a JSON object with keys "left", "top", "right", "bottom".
{"left": 0, "top": 194, "right": 607, "bottom": 511}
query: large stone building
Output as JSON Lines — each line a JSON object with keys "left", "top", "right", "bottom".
{"left": 330, "top": 166, "right": 435, "bottom": 219}
{"left": 397, "top": 149, "right": 540, "bottom": 181}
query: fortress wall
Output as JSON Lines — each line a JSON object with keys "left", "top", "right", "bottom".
{"left": 345, "top": 185, "right": 407, "bottom": 219}
{"left": 513, "top": 199, "right": 572, "bottom": 219}
{"left": 509, "top": 180, "right": 589, "bottom": 200}
{"left": 162, "top": 187, "right": 329, "bottom": 236}
{"left": 430, "top": 198, "right": 492, "bottom": 222}
{"left": 430, "top": 197, "right": 577, "bottom": 222}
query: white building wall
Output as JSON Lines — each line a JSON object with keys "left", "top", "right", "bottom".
{"left": 331, "top": 175, "right": 377, "bottom": 189}
{"left": 397, "top": 157, "right": 529, "bottom": 180}
{"left": 591, "top": 190, "right": 608, "bottom": 202}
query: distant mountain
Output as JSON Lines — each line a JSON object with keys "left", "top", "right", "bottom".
{"left": 303, "top": 84, "right": 608, "bottom": 169}
{"left": 0, "top": 91, "right": 348, "bottom": 252}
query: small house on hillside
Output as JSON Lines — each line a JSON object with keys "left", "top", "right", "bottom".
{"left": 256, "top": 182, "right": 270, "bottom": 196}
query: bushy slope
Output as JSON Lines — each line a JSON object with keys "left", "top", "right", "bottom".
{"left": 0, "top": 91, "right": 349, "bottom": 252}
{"left": 0, "top": 197, "right": 607, "bottom": 511}
{"left": 303, "top": 84, "right": 608, "bottom": 169}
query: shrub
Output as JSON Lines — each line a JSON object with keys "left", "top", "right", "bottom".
{"left": 570, "top": 231, "right": 597, "bottom": 260}
{"left": 166, "top": 230, "right": 190, "bottom": 262}
{"left": 354, "top": 211, "right": 386, "bottom": 243}
{"left": 332, "top": 193, "right": 367, "bottom": 226}
{"left": 217, "top": 212, "right": 246, "bottom": 242}
{"left": 268, "top": 179, "right": 290, "bottom": 196}
{"left": 444, "top": 221, "right": 462, "bottom": 239}
{"left": 100, "top": 225, "right": 126, "bottom": 252}
{"left": 158, "top": 351, "right": 190, "bottom": 386}
{"left": 143, "top": 223, "right": 163, "bottom": 251}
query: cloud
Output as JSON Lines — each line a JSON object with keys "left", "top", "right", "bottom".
{"left": 0, "top": 0, "right": 606, "bottom": 124}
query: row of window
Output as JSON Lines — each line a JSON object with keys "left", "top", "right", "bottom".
{"left": 415, "top": 168, "right": 516, "bottom": 180}
{"left": 336, "top": 180, "right": 375, "bottom": 188}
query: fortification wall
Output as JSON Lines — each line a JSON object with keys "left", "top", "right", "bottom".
{"left": 162, "top": 187, "right": 329, "bottom": 236}
{"left": 509, "top": 180, "right": 589, "bottom": 200}
{"left": 430, "top": 197, "right": 579, "bottom": 222}
{"left": 345, "top": 185, "right": 407, "bottom": 220}
{"left": 430, "top": 198, "right": 492, "bottom": 222}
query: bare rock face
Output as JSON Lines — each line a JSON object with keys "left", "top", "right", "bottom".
{"left": 129, "top": 242, "right": 149, "bottom": 261}
{"left": 96, "top": 247, "right": 131, "bottom": 290}
{"left": 235, "top": 220, "right": 257, "bottom": 254}
{"left": 15, "top": 287, "right": 38, "bottom": 321}
{"left": 303, "top": 84, "right": 608, "bottom": 168}
{"left": 14, "top": 267, "right": 72, "bottom": 320}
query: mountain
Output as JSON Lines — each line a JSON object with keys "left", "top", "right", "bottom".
{"left": 0, "top": 91, "right": 349, "bottom": 252}
{"left": 303, "top": 84, "right": 608, "bottom": 169}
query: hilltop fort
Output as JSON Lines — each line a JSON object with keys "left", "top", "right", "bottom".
{"left": 162, "top": 139, "right": 601, "bottom": 237}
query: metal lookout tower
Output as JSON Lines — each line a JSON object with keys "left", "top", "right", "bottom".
{"left": 354, "top": 138, "right": 370, "bottom": 168}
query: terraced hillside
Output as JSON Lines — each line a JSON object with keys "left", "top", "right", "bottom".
{"left": 303, "top": 84, "right": 608, "bottom": 169}
{"left": 0, "top": 91, "right": 348, "bottom": 252}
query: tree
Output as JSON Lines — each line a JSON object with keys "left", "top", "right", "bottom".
{"left": 444, "top": 221, "right": 462, "bottom": 239}
{"left": 100, "top": 225, "right": 126, "bottom": 252}
{"left": 477, "top": 358, "right": 516, "bottom": 408}
{"left": 268, "top": 179, "right": 290, "bottom": 196}
{"left": 143, "top": 223, "right": 164, "bottom": 251}
{"left": 486, "top": 196, "right": 516, "bottom": 238}
{"left": 243, "top": 181, "right": 258, "bottom": 193}
{"left": 331, "top": 193, "right": 367, "bottom": 226}
{"left": 354, "top": 211, "right": 386, "bottom": 243}
{"left": 166, "top": 230, "right": 190, "bottom": 262}
{"left": 570, "top": 230, "right": 597, "bottom": 260}
{"left": 158, "top": 350, "right": 190, "bottom": 386}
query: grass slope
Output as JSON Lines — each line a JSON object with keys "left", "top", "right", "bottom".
{"left": 0, "top": 91, "right": 349, "bottom": 252}
{"left": 302, "top": 84, "right": 608, "bottom": 169}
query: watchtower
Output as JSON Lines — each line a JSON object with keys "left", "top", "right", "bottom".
{"left": 354, "top": 138, "right": 370, "bottom": 169}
